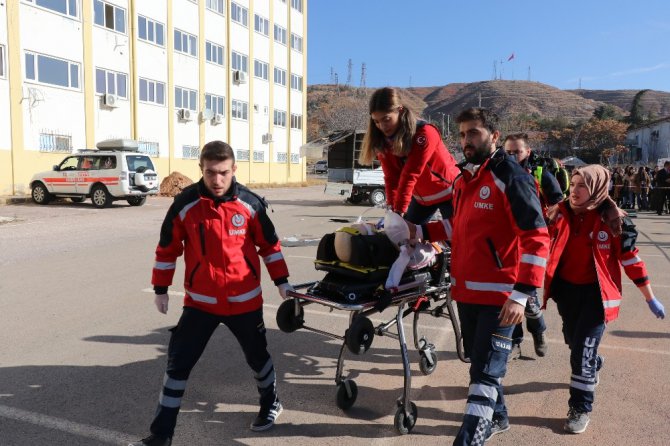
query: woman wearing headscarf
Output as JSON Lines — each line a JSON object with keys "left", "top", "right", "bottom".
{"left": 543, "top": 164, "right": 665, "bottom": 435}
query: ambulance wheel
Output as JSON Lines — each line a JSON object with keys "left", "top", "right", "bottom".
{"left": 31, "top": 182, "right": 52, "bottom": 205}
{"left": 419, "top": 351, "right": 438, "bottom": 375}
{"left": 394, "top": 402, "right": 417, "bottom": 435}
{"left": 70, "top": 196, "right": 85, "bottom": 203}
{"left": 127, "top": 196, "right": 147, "bottom": 206}
{"left": 336, "top": 379, "right": 358, "bottom": 410}
{"left": 369, "top": 189, "right": 386, "bottom": 207}
{"left": 276, "top": 299, "right": 304, "bottom": 333}
{"left": 91, "top": 185, "right": 112, "bottom": 208}
{"left": 345, "top": 316, "right": 374, "bottom": 354}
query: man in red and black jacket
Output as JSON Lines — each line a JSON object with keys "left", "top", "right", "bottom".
{"left": 409, "top": 108, "right": 549, "bottom": 445}
{"left": 130, "top": 141, "right": 293, "bottom": 446}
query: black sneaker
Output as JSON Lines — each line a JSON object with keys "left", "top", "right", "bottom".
{"left": 128, "top": 434, "right": 172, "bottom": 446}
{"left": 250, "top": 400, "right": 283, "bottom": 432}
{"left": 485, "top": 416, "right": 510, "bottom": 440}
{"left": 532, "top": 331, "right": 548, "bottom": 357}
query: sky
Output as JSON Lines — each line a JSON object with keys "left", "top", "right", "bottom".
{"left": 307, "top": 0, "right": 670, "bottom": 92}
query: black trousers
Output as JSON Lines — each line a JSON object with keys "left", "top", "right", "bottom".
{"left": 150, "top": 307, "right": 276, "bottom": 437}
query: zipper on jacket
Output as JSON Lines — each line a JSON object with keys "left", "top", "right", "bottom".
{"left": 486, "top": 238, "right": 504, "bottom": 269}
{"left": 244, "top": 256, "right": 258, "bottom": 279}
{"left": 188, "top": 262, "right": 200, "bottom": 288}
{"left": 199, "top": 223, "right": 206, "bottom": 255}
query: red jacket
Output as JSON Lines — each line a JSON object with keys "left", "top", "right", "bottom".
{"left": 422, "top": 149, "right": 549, "bottom": 306}
{"left": 542, "top": 202, "right": 649, "bottom": 323}
{"left": 378, "top": 122, "right": 460, "bottom": 213}
{"left": 151, "top": 179, "right": 289, "bottom": 316}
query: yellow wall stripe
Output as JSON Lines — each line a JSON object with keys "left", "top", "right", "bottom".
{"left": 7, "top": 0, "right": 24, "bottom": 194}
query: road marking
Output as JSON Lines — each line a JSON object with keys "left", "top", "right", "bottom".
{"left": 0, "top": 404, "right": 130, "bottom": 445}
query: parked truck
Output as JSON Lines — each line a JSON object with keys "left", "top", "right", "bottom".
{"left": 301, "top": 130, "right": 386, "bottom": 206}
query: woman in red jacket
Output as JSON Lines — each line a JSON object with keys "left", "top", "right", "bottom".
{"left": 359, "top": 87, "right": 460, "bottom": 224}
{"left": 543, "top": 164, "right": 665, "bottom": 435}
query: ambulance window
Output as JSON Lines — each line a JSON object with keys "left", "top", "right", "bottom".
{"left": 59, "top": 156, "right": 79, "bottom": 171}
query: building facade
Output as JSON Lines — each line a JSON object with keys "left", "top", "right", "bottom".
{"left": 626, "top": 117, "right": 670, "bottom": 166}
{"left": 0, "top": 0, "right": 307, "bottom": 195}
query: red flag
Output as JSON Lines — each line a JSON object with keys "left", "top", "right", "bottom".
{"left": 507, "top": 53, "right": 515, "bottom": 61}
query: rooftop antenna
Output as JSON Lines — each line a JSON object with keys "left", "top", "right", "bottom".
{"left": 492, "top": 60, "right": 497, "bottom": 80}
{"left": 527, "top": 66, "right": 531, "bottom": 81}
{"left": 346, "top": 58, "right": 353, "bottom": 86}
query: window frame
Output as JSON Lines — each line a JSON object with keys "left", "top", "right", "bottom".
{"left": 137, "top": 14, "right": 165, "bottom": 47}
{"left": 290, "top": 113, "right": 303, "bottom": 130}
{"left": 93, "top": 0, "right": 126, "bottom": 34}
{"left": 138, "top": 77, "right": 166, "bottom": 106}
{"left": 254, "top": 14, "right": 270, "bottom": 36}
{"left": 0, "top": 45, "right": 5, "bottom": 78}
{"left": 175, "top": 86, "right": 198, "bottom": 112}
{"left": 205, "top": 93, "right": 226, "bottom": 116}
{"left": 205, "top": 0, "right": 225, "bottom": 15}
{"left": 274, "top": 67, "right": 286, "bottom": 87}
{"left": 291, "top": 0, "right": 303, "bottom": 13}
{"left": 232, "top": 51, "right": 248, "bottom": 74}
{"left": 273, "top": 24, "right": 287, "bottom": 45}
{"left": 290, "top": 73, "right": 303, "bottom": 91}
{"left": 174, "top": 28, "right": 198, "bottom": 58}
{"left": 231, "top": 99, "right": 249, "bottom": 121}
{"left": 205, "top": 41, "right": 224, "bottom": 66}
{"left": 231, "top": 2, "right": 249, "bottom": 27}
{"left": 290, "top": 33, "right": 303, "bottom": 52}
{"left": 24, "top": 0, "right": 78, "bottom": 19}
{"left": 95, "top": 67, "right": 128, "bottom": 98}
{"left": 25, "top": 51, "right": 81, "bottom": 90}
{"left": 254, "top": 59, "right": 269, "bottom": 81}
{"left": 273, "top": 109, "right": 287, "bottom": 127}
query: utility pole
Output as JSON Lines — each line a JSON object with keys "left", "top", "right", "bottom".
{"left": 346, "top": 58, "right": 352, "bottom": 86}
{"left": 527, "top": 66, "right": 531, "bottom": 81}
{"left": 360, "top": 63, "right": 367, "bottom": 88}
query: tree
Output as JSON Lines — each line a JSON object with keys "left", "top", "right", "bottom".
{"left": 308, "top": 90, "right": 368, "bottom": 140}
{"left": 593, "top": 104, "right": 623, "bottom": 121}
{"left": 628, "top": 89, "right": 650, "bottom": 126}
{"left": 576, "top": 119, "right": 628, "bottom": 163}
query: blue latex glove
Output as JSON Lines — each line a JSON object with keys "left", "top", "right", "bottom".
{"left": 375, "top": 217, "right": 384, "bottom": 230}
{"left": 647, "top": 298, "right": 665, "bottom": 319}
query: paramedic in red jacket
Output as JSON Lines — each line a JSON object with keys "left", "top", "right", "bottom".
{"left": 359, "top": 87, "right": 460, "bottom": 224}
{"left": 409, "top": 108, "right": 549, "bottom": 445}
{"left": 543, "top": 164, "right": 665, "bottom": 434}
{"left": 130, "top": 141, "right": 293, "bottom": 446}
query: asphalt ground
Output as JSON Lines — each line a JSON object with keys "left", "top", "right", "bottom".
{"left": 0, "top": 186, "right": 668, "bottom": 445}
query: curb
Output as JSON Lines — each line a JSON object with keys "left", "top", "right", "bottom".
{"left": 0, "top": 196, "right": 32, "bottom": 206}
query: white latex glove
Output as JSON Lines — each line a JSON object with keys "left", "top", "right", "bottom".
{"left": 154, "top": 293, "right": 169, "bottom": 314}
{"left": 277, "top": 283, "right": 295, "bottom": 300}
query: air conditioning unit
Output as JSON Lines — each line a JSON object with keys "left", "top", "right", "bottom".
{"left": 178, "top": 108, "right": 192, "bottom": 122}
{"left": 211, "top": 113, "right": 224, "bottom": 125}
{"left": 233, "top": 70, "right": 247, "bottom": 85}
{"left": 103, "top": 93, "right": 118, "bottom": 108}
{"left": 262, "top": 133, "right": 273, "bottom": 144}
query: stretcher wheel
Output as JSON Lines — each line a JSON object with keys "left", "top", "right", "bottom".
{"left": 276, "top": 299, "right": 304, "bottom": 333}
{"left": 336, "top": 379, "right": 358, "bottom": 410}
{"left": 419, "top": 351, "right": 438, "bottom": 375}
{"left": 345, "top": 316, "right": 374, "bottom": 354}
{"left": 394, "top": 402, "right": 417, "bottom": 435}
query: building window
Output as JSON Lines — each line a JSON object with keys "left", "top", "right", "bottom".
{"left": 95, "top": 68, "right": 127, "bottom": 98}
{"left": 25, "top": 0, "right": 78, "bottom": 18}
{"left": 0, "top": 45, "right": 5, "bottom": 78}
{"left": 254, "top": 14, "right": 269, "bottom": 36}
{"left": 290, "top": 73, "right": 303, "bottom": 91}
{"left": 291, "top": 0, "right": 303, "bottom": 13}
{"left": 232, "top": 51, "right": 248, "bottom": 73}
{"left": 205, "top": 93, "right": 225, "bottom": 116}
{"left": 253, "top": 150, "right": 265, "bottom": 162}
{"left": 290, "top": 33, "right": 303, "bottom": 52}
{"left": 94, "top": 0, "right": 126, "bottom": 33}
{"left": 274, "top": 67, "right": 286, "bottom": 86}
{"left": 205, "top": 41, "right": 224, "bottom": 66}
{"left": 232, "top": 99, "right": 248, "bottom": 120}
{"left": 290, "top": 113, "right": 302, "bottom": 130}
{"left": 182, "top": 145, "right": 200, "bottom": 159}
{"left": 254, "top": 59, "right": 268, "bottom": 80}
{"left": 274, "top": 24, "right": 287, "bottom": 45}
{"left": 231, "top": 2, "right": 248, "bottom": 27}
{"left": 138, "top": 15, "right": 165, "bottom": 46}
{"left": 25, "top": 51, "right": 80, "bottom": 89}
{"left": 236, "top": 150, "right": 250, "bottom": 161}
{"left": 174, "top": 29, "right": 198, "bottom": 57}
{"left": 138, "top": 140, "right": 159, "bottom": 157}
{"left": 39, "top": 131, "right": 72, "bottom": 153}
{"left": 139, "top": 77, "right": 165, "bottom": 105}
{"left": 273, "top": 109, "right": 286, "bottom": 127}
{"left": 175, "top": 86, "right": 197, "bottom": 111}
{"left": 206, "top": 0, "right": 225, "bottom": 15}
{"left": 276, "top": 152, "right": 287, "bottom": 163}
{"left": 290, "top": 153, "right": 300, "bottom": 164}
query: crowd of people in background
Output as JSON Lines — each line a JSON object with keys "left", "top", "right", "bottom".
{"left": 610, "top": 162, "right": 670, "bottom": 215}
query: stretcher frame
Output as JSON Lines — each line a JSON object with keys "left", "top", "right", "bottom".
{"left": 278, "top": 266, "right": 469, "bottom": 435}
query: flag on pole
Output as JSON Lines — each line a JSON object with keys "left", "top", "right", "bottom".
{"left": 507, "top": 53, "right": 515, "bottom": 61}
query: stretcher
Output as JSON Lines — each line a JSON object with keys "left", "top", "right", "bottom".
{"left": 276, "top": 248, "right": 469, "bottom": 434}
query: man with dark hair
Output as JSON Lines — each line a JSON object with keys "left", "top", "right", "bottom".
{"left": 503, "top": 132, "right": 563, "bottom": 359}
{"left": 654, "top": 161, "right": 670, "bottom": 215}
{"left": 408, "top": 108, "right": 549, "bottom": 444}
{"left": 130, "top": 140, "right": 294, "bottom": 446}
